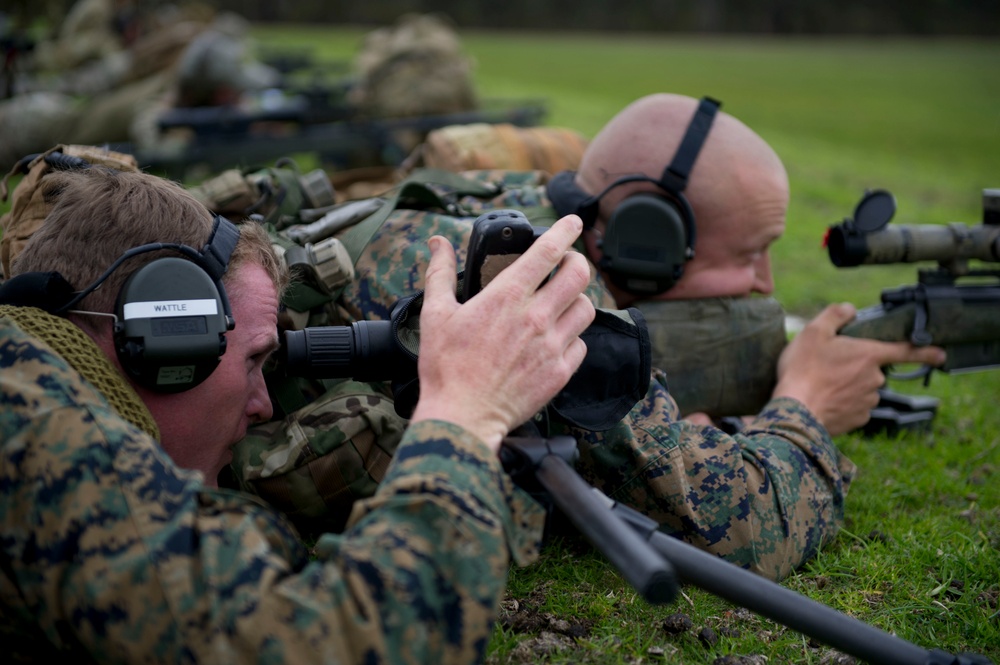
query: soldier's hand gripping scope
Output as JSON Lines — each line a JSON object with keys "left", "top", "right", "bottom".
{"left": 282, "top": 208, "right": 653, "bottom": 431}
{"left": 282, "top": 209, "right": 547, "bottom": 382}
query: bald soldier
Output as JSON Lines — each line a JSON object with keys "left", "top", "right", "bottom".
{"left": 552, "top": 93, "right": 946, "bottom": 434}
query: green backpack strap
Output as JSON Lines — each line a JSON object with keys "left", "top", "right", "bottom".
{"left": 338, "top": 168, "right": 503, "bottom": 266}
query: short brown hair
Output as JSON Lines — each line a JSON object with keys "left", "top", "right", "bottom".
{"left": 12, "top": 167, "right": 287, "bottom": 313}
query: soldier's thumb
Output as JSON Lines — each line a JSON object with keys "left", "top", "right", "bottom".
{"left": 422, "top": 236, "right": 458, "bottom": 308}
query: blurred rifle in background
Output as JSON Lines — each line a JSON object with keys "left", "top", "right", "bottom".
{"left": 130, "top": 95, "right": 547, "bottom": 179}
{"left": 0, "top": 32, "right": 35, "bottom": 100}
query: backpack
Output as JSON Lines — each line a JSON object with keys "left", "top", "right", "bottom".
{"left": 0, "top": 144, "right": 139, "bottom": 278}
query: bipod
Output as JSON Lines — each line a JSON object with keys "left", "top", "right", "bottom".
{"left": 499, "top": 435, "right": 677, "bottom": 606}
{"left": 863, "top": 387, "right": 940, "bottom": 437}
{"left": 500, "top": 435, "right": 994, "bottom": 665}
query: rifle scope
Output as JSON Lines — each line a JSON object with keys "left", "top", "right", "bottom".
{"left": 827, "top": 188, "right": 1000, "bottom": 267}
{"left": 284, "top": 321, "right": 414, "bottom": 381}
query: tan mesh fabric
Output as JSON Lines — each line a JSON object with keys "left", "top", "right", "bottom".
{"left": 187, "top": 168, "right": 260, "bottom": 217}
{"left": 414, "top": 123, "right": 590, "bottom": 175}
{"left": 0, "top": 305, "right": 160, "bottom": 440}
{"left": 0, "top": 144, "right": 138, "bottom": 278}
{"left": 328, "top": 166, "right": 400, "bottom": 202}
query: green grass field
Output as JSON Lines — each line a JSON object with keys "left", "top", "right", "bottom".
{"left": 248, "top": 26, "right": 1000, "bottom": 664}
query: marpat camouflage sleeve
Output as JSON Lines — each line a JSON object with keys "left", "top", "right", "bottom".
{"left": 0, "top": 317, "right": 543, "bottom": 664}
{"left": 563, "top": 369, "right": 855, "bottom": 582}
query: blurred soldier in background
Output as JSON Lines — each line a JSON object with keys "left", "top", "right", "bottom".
{"left": 9, "top": 0, "right": 210, "bottom": 97}
{"left": 27, "top": 0, "right": 135, "bottom": 78}
{"left": 0, "top": 4, "right": 279, "bottom": 168}
{"left": 350, "top": 12, "right": 477, "bottom": 118}
{"left": 348, "top": 12, "right": 479, "bottom": 156}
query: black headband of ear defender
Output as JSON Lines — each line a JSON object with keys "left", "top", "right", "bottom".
{"left": 547, "top": 96, "right": 721, "bottom": 295}
{"left": 0, "top": 215, "right": 240, "bottom": 393}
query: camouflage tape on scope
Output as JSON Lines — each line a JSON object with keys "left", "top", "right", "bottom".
{"left": 829, "top": 223, "right": 1000, "bottom": 267}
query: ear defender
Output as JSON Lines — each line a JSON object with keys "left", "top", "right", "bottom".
{"left": 113, "top": 215, "right": 239, "bottom": 393}
{"left": 546, "top": 96, "right": 720, "bottom": 296}
{"left": 600, "top": 192, "right": 693, "bottom": 294}
{"left": 547, "top": 169, "right": 601, "bottom": 226}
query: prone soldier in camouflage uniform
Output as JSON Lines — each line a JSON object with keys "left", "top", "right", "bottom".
{"left": 232, "top": 95, "right": 945, "bottom": 583}
{"left": 0, "top": 10, "right": 278, "bottom": 169}
{"left": 553, "top": 93, "right": 945, "bottom": 428}
{"left": 232, "top": 165, "right": 851, "bottom": 581}
{"left": 0, "top": 165, "right": 596, "bottom": 662}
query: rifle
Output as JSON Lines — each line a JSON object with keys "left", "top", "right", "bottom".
{"left": 121, "top": 96, "right": 548, "bottom": 179}
{"left": 826, "top": 188, "right": 1000, "bottom": 434}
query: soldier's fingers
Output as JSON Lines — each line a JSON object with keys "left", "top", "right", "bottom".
{"left": 534, "top": 250, "right": 592, "bottom": 317}
{"left": 812, "top": 302, "right": 859, "bottom": 335}
{"left": 563, "top": 336, "right": 589, "bottom": 377}
{"left": 497, "top": 214, "right": 584, "bottom": 298}
{"left": 683, "top": 412, "right": 714, "bottom": 426}
{"left": 551, "top": 292, "right": 596, "bottom": 344}
{"left": 422, "top": 236, "right": 459, "bottom": 312}
{"left": 875, "top": 340, "right": 947, "bottom": 368}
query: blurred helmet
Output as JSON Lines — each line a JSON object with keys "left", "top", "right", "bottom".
{"left": 176, "top": 16, "right": 278, "bottom": 106}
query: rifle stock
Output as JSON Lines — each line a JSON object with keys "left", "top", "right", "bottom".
{"left": 838, "top": 280, "right": 1000, "bottom": 374}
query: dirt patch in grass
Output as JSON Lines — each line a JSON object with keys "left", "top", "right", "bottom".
{"left": 490, "top": 597, "right": 863, "bottom": 664}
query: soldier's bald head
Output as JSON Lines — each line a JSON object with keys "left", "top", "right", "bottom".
{"left": 576, "top": 93, "right": 788, "bottom": 230}
{"left": 575, "top": 93, "right": 790, "bottom": 301}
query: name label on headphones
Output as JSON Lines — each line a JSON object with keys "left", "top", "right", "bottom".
{"left": 122, "top": 299, "right": 219, "bottom": 319}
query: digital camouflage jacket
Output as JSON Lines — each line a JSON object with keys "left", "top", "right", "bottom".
{"left": 0, "top": 314, "right": 544, "bottom": 664}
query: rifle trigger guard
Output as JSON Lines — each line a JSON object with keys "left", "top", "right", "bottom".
{"left": 908, "top": 286, "right": 933, "bottom": 347}
{"left": 886, "top": 364, "right": 934, "bottom": 384}
{"left": 891, "top": 285, "right": 935, "bottom": 385}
